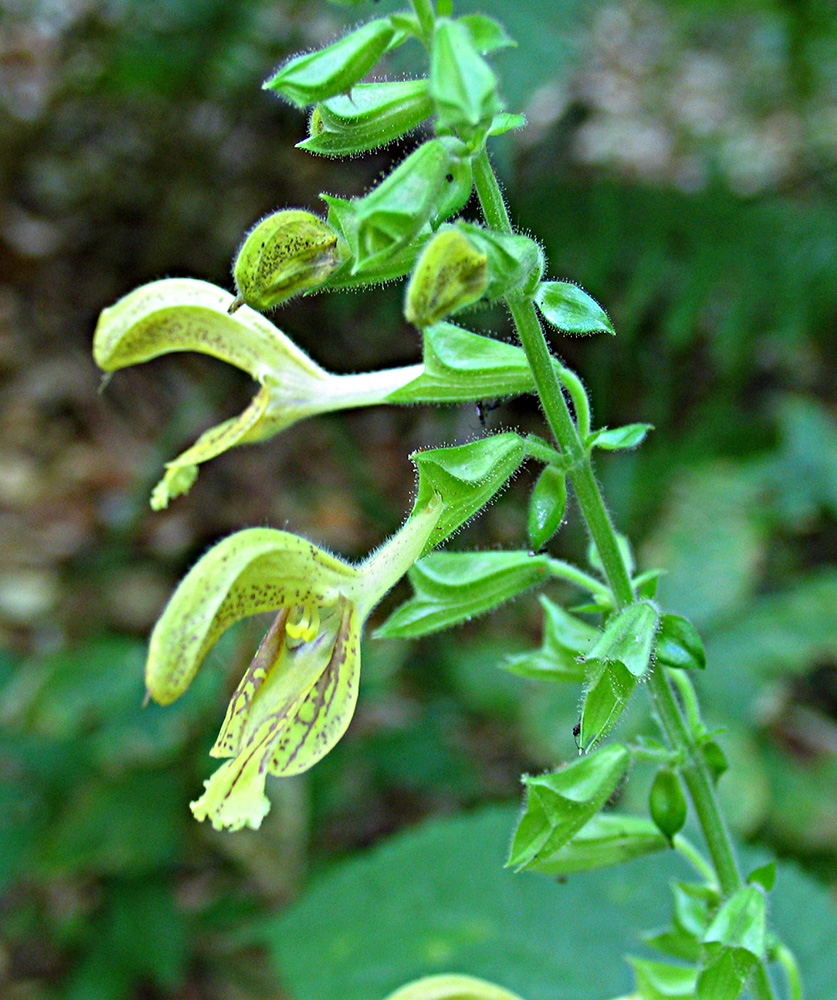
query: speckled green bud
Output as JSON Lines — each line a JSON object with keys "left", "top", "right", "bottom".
{"left": 404, "top": 228, "right": 487, "bottom": 327}
{"left": 232, "top": 209, "right": 342, "bottom": 312}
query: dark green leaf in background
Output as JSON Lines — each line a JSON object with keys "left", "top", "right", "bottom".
{"left": 259, "top": 806, "right": 837, "bottom": 1000}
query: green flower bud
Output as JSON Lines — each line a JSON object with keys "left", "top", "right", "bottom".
{"left": 263, "top": 18, "right": 395, "bottom": 108}
{"left": 298, "top": 79, "right": 433, "bottom": 158}
{"left": 404, "top": 228, "right": 488, "bottom": 327}
{"left": 333, "top": 139, "right": 452, "bottom": 274}
{"left": 649, "top": 766, "right": 688, "bottom": 842}
{"left": 527, "top": 464, "right": 567, "bottom": 551}
{"left": 430, "top": 18, "right": 504, "bottom": 137}
{"left": 232, "top": 209, "right": 342, "bottom": 312}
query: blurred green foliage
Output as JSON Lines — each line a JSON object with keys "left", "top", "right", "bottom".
{"left": 1, "top": 0, "right": 836, "bottom": 997}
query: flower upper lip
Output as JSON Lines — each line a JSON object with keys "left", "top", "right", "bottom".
{"left": 144, "top": 495, "right": 443, "bottom": 832}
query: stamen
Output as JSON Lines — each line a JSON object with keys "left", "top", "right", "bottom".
{"left": 286, "top": 603, "right": 321, "bottom": 642}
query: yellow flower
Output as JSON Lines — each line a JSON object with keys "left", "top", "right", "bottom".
{"left": 93, "top": 278, "right": 422, "bottom": 510}
{"left": 381, "top": 974, "right": 527, "bottom": 1000}
{"left": 145, "top": 495, "right": 442, "bottom": 831}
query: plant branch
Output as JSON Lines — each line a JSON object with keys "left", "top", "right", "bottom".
{"left": 473, "top": 145, "right": 778, "bottom": 1000}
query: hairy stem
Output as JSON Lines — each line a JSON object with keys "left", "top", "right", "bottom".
{"left": 473, "top": 146, "right": 777, "bottom": 1000}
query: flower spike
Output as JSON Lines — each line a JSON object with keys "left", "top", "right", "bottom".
{"left": 146, "top": 495, "right": 443, "bottom": 831}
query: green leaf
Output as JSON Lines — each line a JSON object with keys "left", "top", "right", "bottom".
{"left": 527, "top": 465, "right": 567, "bottom": 551}
{"left": 387, "top": 322, "right": 538, "bottom": 404}
{"left": 522, "top": 813, "right": 669, "bottom": 876}
{"left": 259, "top": 805, "right": 837, "bottom": 1000}
{"left": 508, "top": 743, "right": 631, "bottom": 870}
{"left": 430, "top": 18, "right": 504, "bottom": 136}
{"left": 335, "top": 140, "right": 452, "bottom": 274}
{"left": 588, "top": 422, "right": 653, "bottom": 451}
{"left": 376, "top": 550, "right": 551, "bottom": 639}
{"left": 656, "top": 614, "right": 706, "bottom": 670}
{"left": 264, "top": 19, "right": 395, "bottom": 107}
{"left": 628, "top": 957, "right": 697, "bottom": 1000}
{"left": 534, "top": 281, "right": 615, "bottom": 336}
{"left": 488, "top": 112, "right": 527, "bottom": 136}
{"left": 410, "top": 433, "right": 527, "bottom": 550}
{"left": 457, "top": 14, "right": 517, "bottom": 54}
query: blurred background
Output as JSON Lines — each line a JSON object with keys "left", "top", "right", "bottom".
{"left": 1, "top": 0, "right": 836, "bottom": 997}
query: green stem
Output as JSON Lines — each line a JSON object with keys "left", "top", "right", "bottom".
{"left": 473, "top": 146, "right": 778, "bottom": 1000}
{"left": 546, "top": 559, "right": 612, "bottom": 601}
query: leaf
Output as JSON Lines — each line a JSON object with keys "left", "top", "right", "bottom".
{"left": 587, "top": 601, "right": 659, "bottom": 677}
{"left": 263, "top": 19, "right": 395, "bottom": 107}
{"left": 628, "top": 958, "right": 697, "bottom": 1000}
{"left": 588, "top": 423, "right": 653, "bottom": 451}
{"left": 534, "top": 281, "right": 615, "bottom": 336}
{"left": 257, "top": 805, "right": 837, "bottom": 1000}
{"left": 387, "top": 323, "right": 538, "bottom": 404}
{"left": 457, "top": 14, "right": 516, "bottom": 54}
{"left": 655, "top": 614, "right": 706, "bottom": 670}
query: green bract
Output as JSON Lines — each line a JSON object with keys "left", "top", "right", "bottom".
{"left": 656, "top": 613, "right": 706, "bottom": 670}
{"left": 231, "top": 209, "right": 343, "bottom": 312}
{"left": 503, "top": 596, "right": 597, "bottom": 682}
{"left": 578, "top": 601, "right": 659, "bottom": 750}
{"left": 264, "top": 18, "right": 395, "bottom": 108}
{"left": 299, "top": 79, "right": 434, "bottom": 157}
{"left": 325, "top": 139, "right": 452, "bottom": 273}
{"left": 377, "top": 549, "right": 552, "bottom": 639}
{"left": 411, "top": 432, "right": 527, "bottom": 549}
{"left": 629, "top": 958, "right": 697, "bottom": 1000}
{"left": 145, "top": 495, "right": 442, "bottom": 831}
{"left": 508, "top": 743, "right": 631, "bottom": 871}
{"left": 521, "top": 813, "right": 669, "bottom": 876}
{"left": 386, "top": 322, "right": 539, "bottom": 403}
{"left": 649, "top": 767, "right": 688, "bottom": 841}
